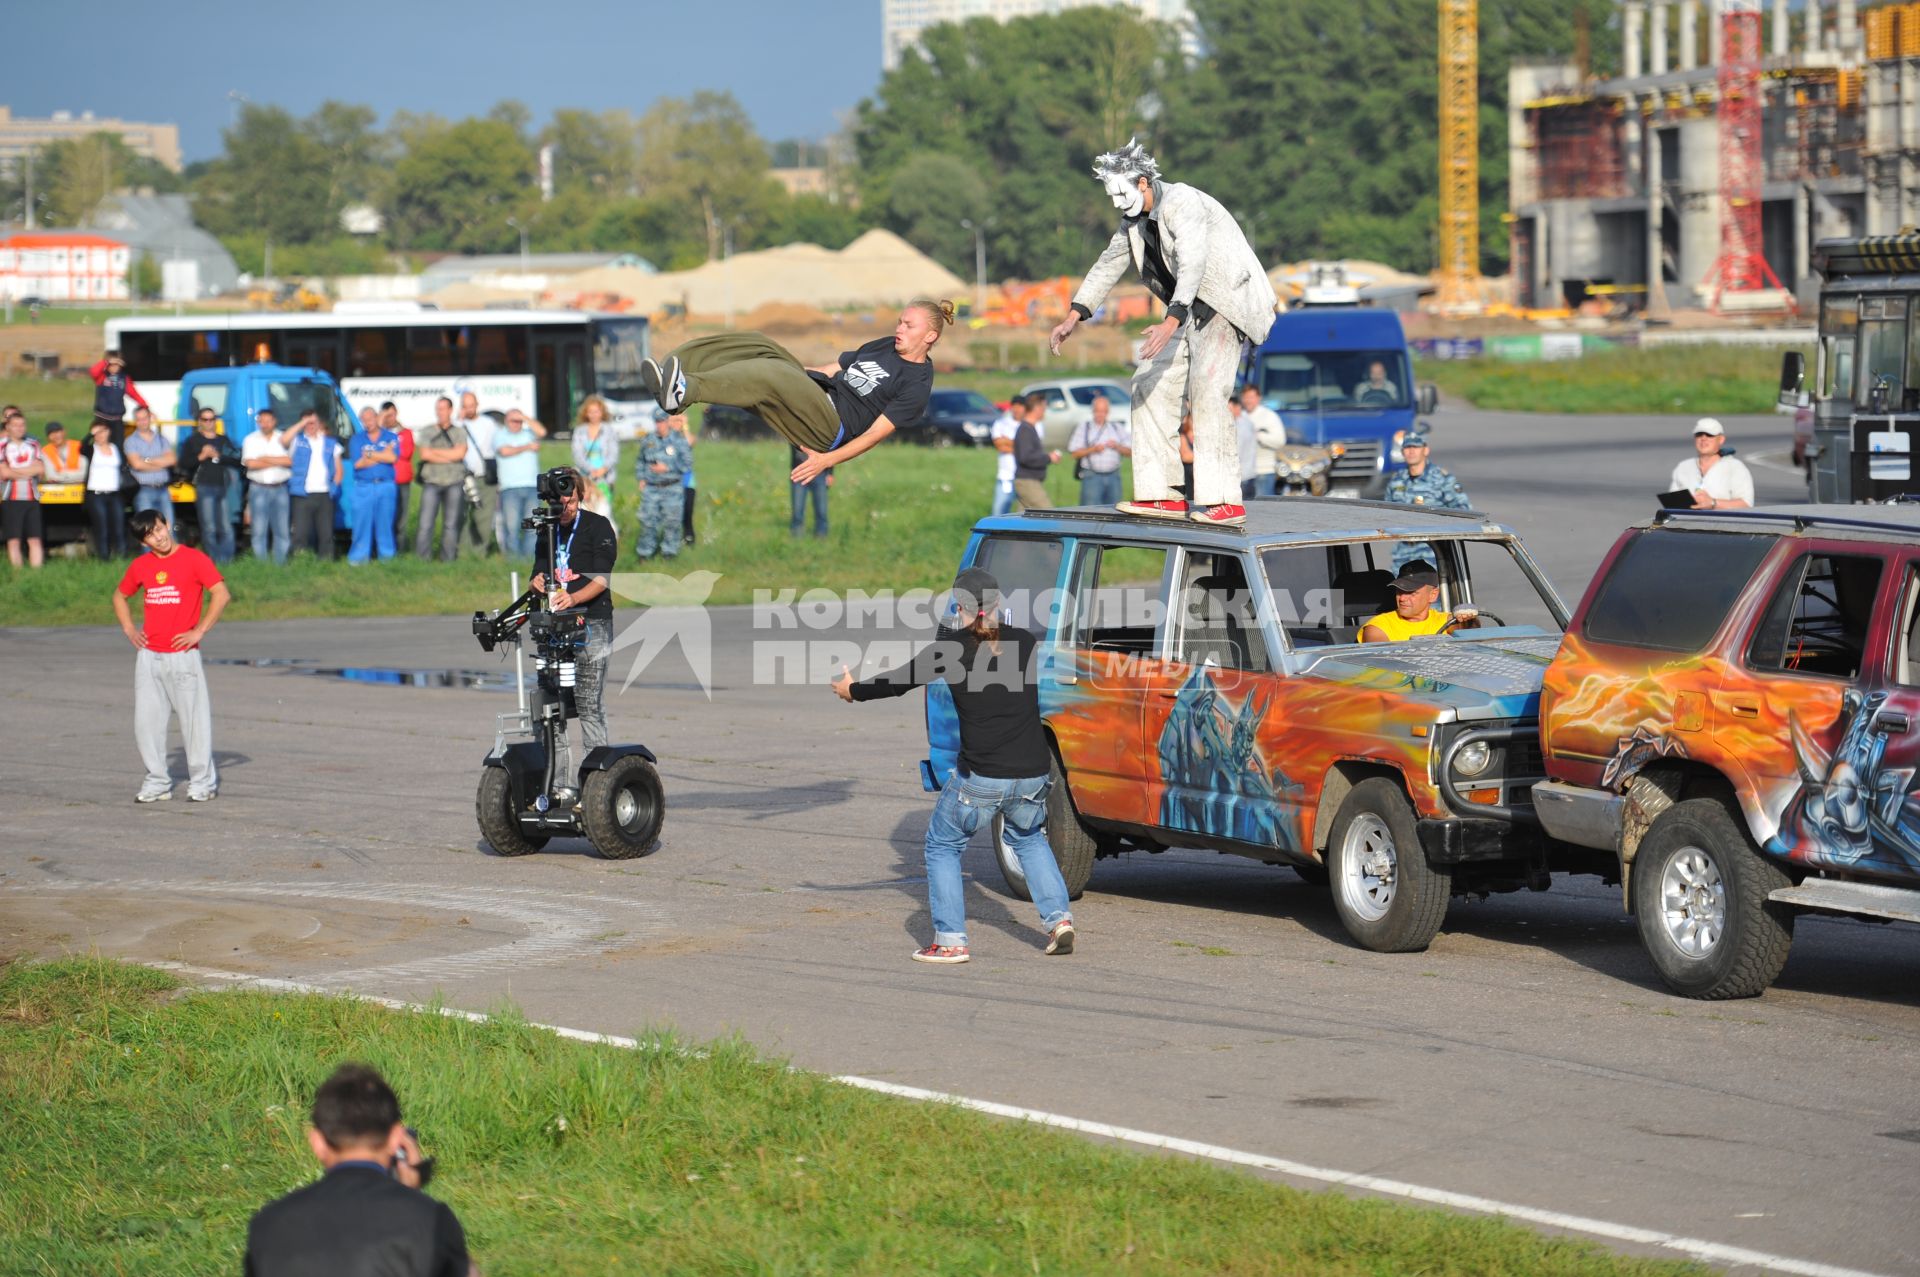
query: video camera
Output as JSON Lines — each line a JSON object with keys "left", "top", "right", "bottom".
{"left": 517, "top": 465, "right": 580, "bottom": 536}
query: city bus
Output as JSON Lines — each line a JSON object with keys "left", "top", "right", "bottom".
{"left": 104, "top": 307, "right": 652, "bottom": 434}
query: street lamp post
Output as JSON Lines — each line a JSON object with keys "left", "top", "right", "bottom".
{"left": 505, "top": 218, "right": 530, "bottom": 277}
{"left": 960, "top": 218, "right": 992, "bottom": 316}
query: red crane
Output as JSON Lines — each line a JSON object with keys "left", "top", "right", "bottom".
{"left": 1702, "top": 0, "right": 1791, "bottom": 311}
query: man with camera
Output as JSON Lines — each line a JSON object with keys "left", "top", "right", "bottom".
{"left": 244, "top": 1063, "right": 474, "bottom": 1277}
{"left": 528, "top": 466, "right": 619, "bottom": 796}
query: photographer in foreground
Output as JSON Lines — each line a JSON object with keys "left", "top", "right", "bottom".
{"left": 244, "top": 1063, "right": 475, "bottom": 1277}
{"left": 528, "top": 466, "right": 618, "bottom": 799}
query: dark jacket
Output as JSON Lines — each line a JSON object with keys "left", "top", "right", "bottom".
{"left": 1013, "top": 422, "right": 1050, "bottom": 482}
{"left": 244, "top": 1164, "right": 469, "bottom": 1277}
{"left": 852, "top": 624, "right": 1050, "bottom": 779}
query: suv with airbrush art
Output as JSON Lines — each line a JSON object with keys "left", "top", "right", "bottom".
{"left": 922, "top": 499, "right": 1582, "bottom": 953}
{"left": 1535, "top": 505, "right": 1920, "bottom": 999}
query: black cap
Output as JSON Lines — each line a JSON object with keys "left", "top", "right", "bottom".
{"left": 1387, "top": 560, "right": 1439, "bottom": 593}
{"left": 952, "top": 565, "right": 1001, "bottom": 621}
{"left": 43, "top": 419, "right": 63, "bottom": 434}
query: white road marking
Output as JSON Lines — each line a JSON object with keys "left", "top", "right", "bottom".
{"left": 1747, "top": 449, "right": 1808, "bottom": 478}
{"left": 139, "top": 963, "right": 1889, "bottom": 1277}
{"left": 12, "top": 879, "right": 668, "bottom": 984}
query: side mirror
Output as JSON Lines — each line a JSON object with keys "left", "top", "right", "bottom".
{"left": 1777, "top": 351, "right": 1806, "bottom": 410}
{"left": 1417, "top": 383, "right": 1439, "bottom": 416}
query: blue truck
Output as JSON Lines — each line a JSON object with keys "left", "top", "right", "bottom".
{"left": 158, "top": 362, "right": 361, "bottom": 546}
{"left": 1247, "top": 303, "right": 1438, "bottom": 498}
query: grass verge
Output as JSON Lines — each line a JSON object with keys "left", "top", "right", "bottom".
{"left": 0, "top": 957, "right": 1699, "bottom": 1277}
{"left": 1417, "top": 343, "right": 1807, "bottom": 416}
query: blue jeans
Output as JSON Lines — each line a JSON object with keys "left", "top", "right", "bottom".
{"left": 196, "top": 488, "right": 235, "bottom": 563}
{"left": 349, "top": 481, "right": 397, "bottom": 563}
{"left": 1078, "top": 469, "right": 1122, "bottom": 507}
{"left": 249, "top": 483, "right": 290, "bottom": 564}
{"left": 925, "top": 770, "right": 1071, "bottom": 947}
{"left": 990, "top": 479, "right": 1017, "bottom": 516}
{"left": 789, "top": 475, "right": 828, "bottom": 535}
{"left": 500, "top": 487, "right": 536, "bottom": 559}
{"left": 133, "top": 486, "right": 172, "bottom": 524}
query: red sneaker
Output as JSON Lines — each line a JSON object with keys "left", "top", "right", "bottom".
{"left": 1189, "top": 504, "right": 1247, "bottom": 527}
{"left": 911, "top": 943, "right": 970, "bottom": 965}
{"left": 1117, "top": 499, "right": 1188, "bottom": 518}
{"left": 1045, "top": 919, "right": 1075, "bottom": 955}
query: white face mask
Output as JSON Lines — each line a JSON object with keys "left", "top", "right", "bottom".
{"left": 1104, "top": 175, "right": 1145, "bottom": 218}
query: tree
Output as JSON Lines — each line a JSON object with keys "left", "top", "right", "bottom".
{"left": 41, "top": 133, "right": 133, "bottom": 225}
{"left": 636, "top": 92, "right": 772, "bottom": 260}
{"left": 385, "top": 118, "right": 533, "bottom": 253}
{"left": 884, "top": 154, "right": 987, "bottom": 273}
{"left": 305, "top": 101, "right": 389, "bottom": 213}
{"left": 192, "top": 104, "right": 334, "bottom": 246}
{"left": 539, "top": 109, "right": 639, "bottom": 197}
{"left": 132, "top": 251, "right": 162, "bottom": 300}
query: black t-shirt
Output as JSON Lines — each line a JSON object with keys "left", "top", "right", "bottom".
{"left": 244, "top": 1164, "right": 469, "bottom": 1277}
{"left": 852, "top": 624, "right": 1050, "bottom": 779}
{"left": 829, "top": 336, "right": 933, "bottom": 440}
{"left": 187, "top": 431, "right": 239, "bottom": 493}
{"left": 531, "top": 508, "right": 618, "bottom": 621}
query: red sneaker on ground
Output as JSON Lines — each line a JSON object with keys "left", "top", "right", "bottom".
{"left": 911, "top": 943, "right": 970, "bottom": 965}
{"left": 1189, "top": 504, "right": 1247, "bottom": 527}
{"left": 1045, "top": 919, "right": 1075, "bottom": 956}
{"left": 1116, "top": 499, "right": 1188, "bottom": 518}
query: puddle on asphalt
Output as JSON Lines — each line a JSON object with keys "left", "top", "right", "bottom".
{"left": 210, "top": 658, "right": 523, "bottom": 692}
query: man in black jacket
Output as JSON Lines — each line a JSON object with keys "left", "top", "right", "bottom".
{"left": 1011, "top": 393, "right": 1060, "bottom": 511}
{"left": 529, "top": 466, "right": 620, "bottom": 797}
{"left": 244, "top": 1063, "right": 472, "bottom": 1277}
{"left": 186, "top": 407, "right": 241, "bottom": 564}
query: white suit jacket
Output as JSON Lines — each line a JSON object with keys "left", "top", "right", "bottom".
{"left": 1071, "top": 180, "right": 1277, "bottom": 345}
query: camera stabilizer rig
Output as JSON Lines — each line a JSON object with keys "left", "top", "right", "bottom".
{"left": 470, "top": 468, "right": 665, "bottom": 859}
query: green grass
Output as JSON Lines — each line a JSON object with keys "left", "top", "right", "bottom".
{"left": 0, "top": 374, "right": 93, "bottom": 427}
{"left": 1417, "top": 343, "right": 1806, "bottom": 415}
{"left": 0, "top": 305, "right": 143, "bottom": 328}
{"left": 0, "top": 958, "right": 1701, "bottom": 1277}
{"left": 0, "top": 438, "right": 1080, "bottom": 627}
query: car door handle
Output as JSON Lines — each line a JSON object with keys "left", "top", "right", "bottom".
{"left": 1715, "top": 693, "right": 1762, "bottom": 719}
{"left": 1874, "top": 711, "right": 1911, "bottom": 735}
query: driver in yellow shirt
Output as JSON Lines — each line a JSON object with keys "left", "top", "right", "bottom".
{"left": 1360, "top": 560, "right": 1480, "bottom": 642}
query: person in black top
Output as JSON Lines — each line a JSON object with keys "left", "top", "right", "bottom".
{"left": 186, "top": 407, "right": 242, "bottom": 564}
{"left": 642, "top": 300, "right": 950, "bottom": 489}
{"left": 832, "top": 566, "right": 1077, "bottom": 964}
{"left": 244, "top": 1063, "right": 472, "bottom": 1277}
{"left": 529, "top": 466, "right": 620, "bottom": 796}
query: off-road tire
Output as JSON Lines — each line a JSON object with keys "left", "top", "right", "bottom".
{"left": 1632, "top": 798, "right": 1794, "bottom": 999}
{"left": 580, "top": 755, "right": 665, "bottom": 860}
{"left": 476, "top": 768, "right": 548, "bottom": 857}
{"left": 992, "top": 753, "right": 1096, "bottom": 902}
{"left": 1327, "top": 778, "right": 1450, "bottom": 952}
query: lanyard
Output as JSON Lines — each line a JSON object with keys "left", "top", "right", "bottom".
{"left": 555, "top": 520, "right": 578, "bottom": 578}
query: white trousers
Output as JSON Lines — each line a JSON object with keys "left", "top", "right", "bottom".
{"left": 135, "top": 648, "right": 216, "bottom": 797}
{"left": 1129, "top": 317, "right": 1246, "bottom": 507}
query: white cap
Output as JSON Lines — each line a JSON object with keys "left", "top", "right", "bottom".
{"left": 1694, "top": 417, "right": 1725, "bottom": 437}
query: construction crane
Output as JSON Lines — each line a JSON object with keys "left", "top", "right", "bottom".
{"left": 1703, "top": 0, "right": 1791, "bottom": 312}
{"left": 1435, "top": 0, "right": 1480, "bottom": 312}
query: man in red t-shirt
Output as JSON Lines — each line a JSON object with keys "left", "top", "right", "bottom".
{"left": 112, "top": 509, "right": 231, "bottom": 802}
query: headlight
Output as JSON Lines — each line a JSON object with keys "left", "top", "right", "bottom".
{"left": 963, "top": 421, "right": 990, "bottom": 438}
{"left": 1390, "top": 429, "right": 1407, "bottom": 464}
{"left": 1454, "top": 740, "right": 1492, "bottom": 777}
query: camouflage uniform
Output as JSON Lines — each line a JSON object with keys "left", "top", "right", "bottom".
{"left": 635, "top": 432, "right": 692, "bottom": 558}
{"left": 1385, "top": 462, "right": 1470, "bottom": 511}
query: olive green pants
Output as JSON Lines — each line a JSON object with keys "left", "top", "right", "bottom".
{"left": 672, "top": 332, "right": 842, "bottom": 452}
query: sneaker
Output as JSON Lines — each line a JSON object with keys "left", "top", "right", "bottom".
{"left": 1189, "top": 503, "right": 1247, "bottom": 527}
{"left": 187, "top": 790, "right": 217, "bottom": 803}
{"left": 1117, "top": 499, "right": 1188, "bottom": 518}
{"left": 659, "top": 355, "right": 687, "bottom": 412}
{"left": 1045, "top": 919, "right": 1076, "bottom": 956}
{"left": 638, "top": 357, "right": 665, "bottom": 407}
{"left": 134, "top": 789, "right": 172, "bottom": 803}
{"left": 911, "top": 943, "right": 971, "bottom": 965}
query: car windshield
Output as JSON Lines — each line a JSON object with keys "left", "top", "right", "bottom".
{"left": 930, "top": 389, "right": 995, "bottom": 414}
{"left": 266, "top": 381, "right": 354, "bottom": 439}
{"left": 1260, "top": 536, "right": 1563, "bottom": 649}
{"left": 593, "top": 317, "right": 649, "bottom": 398}
{"left": 1257, "top": 350, "right": 1413, "bottom": 412}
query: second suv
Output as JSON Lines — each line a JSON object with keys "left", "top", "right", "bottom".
{"left": 1535, "top": 505, "right": 1920, "bottom": 998}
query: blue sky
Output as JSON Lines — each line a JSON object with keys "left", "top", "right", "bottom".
{"left": 12, "top": 0, "right": 879, "bottom": 162}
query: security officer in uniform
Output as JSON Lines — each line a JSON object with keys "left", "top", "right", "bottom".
{"left": 1385, "top": 423, "right": 1470, "bottom": 510}
{"left": 634, "top": 411, "right": 692, "bottom": 559}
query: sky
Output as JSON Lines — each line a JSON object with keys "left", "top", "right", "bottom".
{"left": 10, "top": 0, "right": 880, "bottom": 163}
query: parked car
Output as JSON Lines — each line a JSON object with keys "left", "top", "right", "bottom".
{"left": 1016, "top": 377, "right": 1132, "bottom": 448}
{"left": 899, "top": 388, "right": 999, "bottom": 446}
{"left": 1535, "top": 504, "right": 1920, "bottom": 998}
{"left": 922, "top": 499, "right": 1583, "bottom": 954}
{"left": 696, "top": 404, "right": 777, "bottom": 442}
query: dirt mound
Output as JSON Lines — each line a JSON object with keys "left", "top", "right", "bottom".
{"left": 739, "top": 302, "right": 833, "bottom": 332}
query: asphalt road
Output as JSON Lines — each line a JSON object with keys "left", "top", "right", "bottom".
{"left": 6, "top": 407, "right": 1916, "bottom": 1276}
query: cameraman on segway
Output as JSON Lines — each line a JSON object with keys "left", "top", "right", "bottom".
{"left": 527, "top": 466, "right": 618, "bottom": 802}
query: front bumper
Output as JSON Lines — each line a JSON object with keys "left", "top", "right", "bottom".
{"left": 1416, "top": 817, "right": 1545, "bottom": 864}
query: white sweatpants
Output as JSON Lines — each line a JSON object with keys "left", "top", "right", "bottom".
{"left": 1129, "top": 316, "right": 1247, "bottom": 507}
{"left": 135, "top": 648, "right": 216, "bottom": 797}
